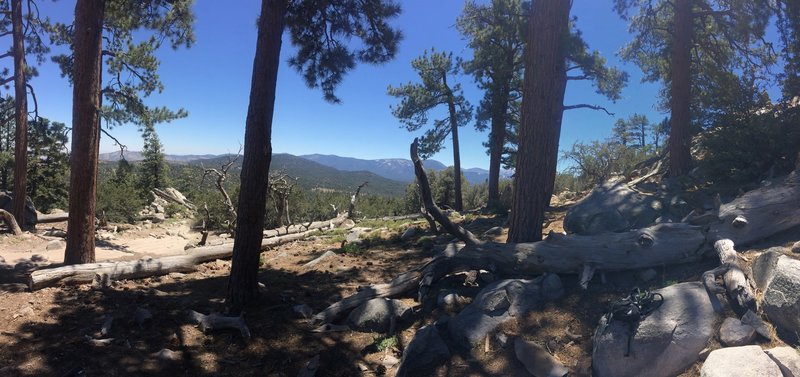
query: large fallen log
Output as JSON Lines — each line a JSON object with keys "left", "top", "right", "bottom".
{"left": 37, "top": 212, "right": 70, "bottom": 224}
{"left": 262, "top": 214, "right": 349, "bottom": 238}
{"left": 313, "top": 222, "right": 706, "bottom": 323}
{"left": 709, "top": 170, "right": 800, "bottom": 245}
{"left": 28, "top": 229, "right": 319, "bottom": 290}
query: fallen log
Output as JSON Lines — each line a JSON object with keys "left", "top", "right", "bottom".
{"left": 702, "top": 239, "right": 757, "bottom": 311}
{"left": 709, "top": 170, "right": 800, "bottom": 245}
{"left": 0, "top": 209, "right": 22, "bottom": 235}
{"left": 188, "top": 310, "right": 250, "bottom": 340}
{"left": 36, "top": 212, "right": 70, "bottom": 224}
{"left": 262, "top": 214, "right": 349, "bottom": 238}
{"left": 313, "top": 222, "right": 707, "bottom": 324}
{"left": 28, "top": 228, "right": 319, "bottom": 290}
{"left": 152, "top": 187, "right": 196, "bottom": 211}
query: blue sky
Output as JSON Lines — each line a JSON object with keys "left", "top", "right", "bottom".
{"left": 19, "top": 1, "right": 668, "bottom": 170}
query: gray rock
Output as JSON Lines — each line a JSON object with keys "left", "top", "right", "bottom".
{"left": 449, "top": 279, "right": 544, "bottom": 347}
{"left": 764, "top": 346, "right": 800, "bottom": 377}
{"left": 540, "top": 273, "right": 564, "bottom": 301}
{"left": 762, "top": 255, "right": 800, "bottom": 339}
{"left": 719, "top": 317, "right": 756, "bottom": 347}
{"left": 45, "top": 240, "right": 64, "bottom": 251}
{"left": 700, "top": 345, "right": 782, "bottom": 377}
{"left": 792, "top": 241, "right": 800, "bottom": 254}
{"left": 636, "top": 268, "right": 658, "bottom": 282}
{"left": 514, "top": 338, "right": 569, "bottom": 377}
{"left": 30, "top": 254, "right": 47, "bottom": 262}
{"left": 12, "top": 305, "right": 35, "bottom": 319}
{"left": 564, "top": 179, "right": 664, "bottom": 235}
{"left": 740, "top": 310, "right": 771, "bottom": 340}
{"left": 753, "top": 249, "right": 783, "bottom": 290}
{"left": 437, "top": 290, "right": 461, "bottom": 312}
{"left": 593, "top": 282, "right": 718, "bottom": 377}
{"left": 346, "top": 228, "right": 368, "bottom": 244}
{"left": 396, "top": 324, "right": 450, "bottom": 377}
{"left": 151, "top": 213, "right": 166, "bottom": 223}
{"left": 346, "top": 298, "right": 411, "bottom": 333}
{"left": 400, "top": 226, "right": 419, "bottom": 241}
{"left": 0, "top": 191, "right": 37, "bottom": 228}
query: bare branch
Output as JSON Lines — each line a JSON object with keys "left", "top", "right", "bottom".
{"left": 563, "top": 104, "right": 614, "bottom": 116}
{"left": 99, "top": 128, "right": 127, "bottom": 157}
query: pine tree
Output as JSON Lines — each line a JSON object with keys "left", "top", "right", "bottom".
{"left": 388, "top": 49, "right": 472, "bottom": 211}
{"left": 227, "top": 0, "right": 401, "bottom": 311}
{"left": 27, "top": 118, "right": 69, "bottom": 212}
{"left": 138, "top": 128, "right": 169, "bottom": 196}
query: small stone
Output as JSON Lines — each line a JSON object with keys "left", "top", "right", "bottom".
{"left": 45, "top": 240, "right": 64, "bottom": 251}
{"left": 791, "top": 241, "right": 800, "bottom": 254}
{"left": 12, "top": 305, "right": 34, "bottom": 319}
{"left": 30, "top": 254, "right": 47, "bottom": 262}
{"left": 719, "top": 317, "right": 756, "bottom": 347}
{"left": 514, "top": 338, "right": 569, "bottom": 377}
{"left": 0, "top": 256, "right": 4, "bottom": 263}
{"left": 741, "top": 310, "right": 771, "bottom": 340}
{"left": 495, "top": 332, "right": 509, "bottom": 348}
{"left": 400, "top": 226, "right": 419, "bottom": 241}
{"left": 541, "top": 273, "right": 564, "bottom": 301}
{"left": 153, "top": 348, "right": 182, "bottom": 362}
{"left": 134, "top": 308, "right": 153, "bottom": 327}
{"left": 168, "top": 272, "right": 186, "bottom": 280}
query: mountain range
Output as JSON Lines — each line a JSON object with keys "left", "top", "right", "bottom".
{"left": 98, "top": 151, "right": 512, "bottom": 186}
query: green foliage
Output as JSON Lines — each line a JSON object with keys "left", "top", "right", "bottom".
{"left": 373, "top": 335, "right": 398, "bottom": 352}
{"left": 777, "top": 0, "right": 800, "bottom": 97}
{"left": 388, "top": 49, "right": 473, "bottom": 158}
{"left": 49, "top": 0, "right": 195, "bottom": 129}
{"left": 138, "top": 128, "right": 170, "bottom": 196}
{"left": 614, "top": 0, "right": 776, "bottom": 118}
{"left": 285, "top": 0, "right": 402, "bottom": 103}
{"left": 340, "top": 242, "right": 364, "bottom": 255}
{"left": 27, "top": 118, "right": 69, "bottom": 212}
{"left": 562, "top": 140, "right": 655, "bottom": 188}
{"left": 97, "top": 159, "right": 147, "bottom": 223}
{"left": 699, "top": 106, "right": 800, "bottom": 184}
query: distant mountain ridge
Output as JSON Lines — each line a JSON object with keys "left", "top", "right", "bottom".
{"left": 98, "top": 151, "right": 512, "bottom": 185}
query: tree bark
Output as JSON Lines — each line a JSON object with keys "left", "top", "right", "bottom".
{"left": 11, "top": 0, "right": 28, "bottom": 230}
{"left": 227, "top": 0, "right": 287, "bottom": 312}
{"left": 669, "top": 0, "right": 693, "bottom": 177}
{"left": 65, "top": 0, "right": 105, "bottom": 265}
{"left": 445, "top": 84, "right": 464, "bottom": 212}
{"left": 487, "top": 87, "right": 509, "bottom": 211}
{"left": 508, "top": 0, "right": 570, "bottom": 243}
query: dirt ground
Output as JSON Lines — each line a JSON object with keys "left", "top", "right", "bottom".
{"left": 0, "top": 211, "right": 797, "bottom": 377}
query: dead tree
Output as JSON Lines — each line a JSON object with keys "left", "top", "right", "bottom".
{"left": 267, "top": 170, "right": 297, "bottom": 227}
{"left": 201, "top": 151, "right": 240, "bottom": 234}
{"left": 347, "top": 181, "right": 368, "bottom": 219}
{"left": 314, "top": 142, "right": 800, "bottom": 325}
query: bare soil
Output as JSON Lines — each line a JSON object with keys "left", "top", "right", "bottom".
{"left": 0, "top": 212, "right": 797, "bottom": 377}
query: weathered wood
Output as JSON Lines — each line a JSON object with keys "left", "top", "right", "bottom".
{"left": 152, "top": 188, "right": 196, "bottom": 211}
{"left": 710, "top": 239, "right": 757, "bottom": 311}
{"left": 411, "top": 138, "right": 481, "bottom": 245}
{"left": 28, "top": 229, "right": 319, "bottom": 290}
{"left": 314, "top": 222, "right": 706, "bottom": 323}
{"left": 262, "top": 214, "right": 348, "bottom": 238}
{"left": 0, "top": 209, "right": 22, "bottom": 235}
{"left": 188, "top": 310, "right": 250, "bottom": 340}
{"left": 709, "top": 171, "right": 800, "bottom": 245}
{"left": 37, "top": 212, "right": 70, "bottom": 224}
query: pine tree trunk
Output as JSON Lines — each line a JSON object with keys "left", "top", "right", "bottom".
{"left": 226, "top": 0, "right": 287, "bottom": 312}
{"left": 446, "top": 89, "right": 464, "bottom": 212}
{"left": 487, "top": 87, "right": 510, "bottom": 211}
{"left": 11, "top": 0, "right": 29, "bottom": 229}
{"left": 65, "top": 0, "right": 105, "bottom": 265}
{"left": 669, "top": 0, "right": 693, "bottom": 177}
{"left": 507, "top": 0, "right": 570, "bottom": 243}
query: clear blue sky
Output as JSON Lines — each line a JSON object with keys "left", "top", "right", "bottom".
{"left": 22, "top": 1, "right": 667, "bottom": 170}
